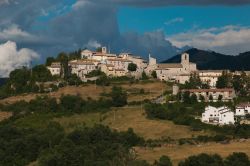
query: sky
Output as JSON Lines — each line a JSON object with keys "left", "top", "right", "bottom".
{"left": 1, "top": 0, "right": 250, "bottom": 76}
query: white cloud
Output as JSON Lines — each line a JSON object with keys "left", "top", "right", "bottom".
{"left": 0, "top": 0, "right": 9, "bottom": 6}
{"left": 85, "top": 40, "right": 101, "bottom": 49}
{"left": 168, "top": 25, "right": 250, "bottom": 55}
{"left": 72, "top": 0, "right": 89, "bottom": 10}
{"left": 165, "top": 17, "right": 184, "bottom": 25}
{"left": 0, "top": 41, "right": 39, "bottom": 77}
{"left": 0, "top": 24, "right": 36, "bottom": 42}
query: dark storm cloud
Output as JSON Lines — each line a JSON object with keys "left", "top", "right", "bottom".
{"left": 0, "top": 0, "right": 182, "bottom": 61}
{"left": 89, "top": 0, "right": 250, "bottom": 6}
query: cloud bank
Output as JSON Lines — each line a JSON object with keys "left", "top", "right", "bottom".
{"left": 168, "top": 25, "right": 250, "bottom": 55}
{"left": 0, "top": 41, "right": 39, "bottom": 77}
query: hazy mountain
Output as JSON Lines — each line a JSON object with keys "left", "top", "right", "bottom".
{"left": 162, "top": 48, "right": 250, "bottom": 70}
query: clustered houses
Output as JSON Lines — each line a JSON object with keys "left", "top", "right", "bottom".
{"left": 68, "top": 59, "right": 98, "bottom": 80}
{"left": 181, "top": 88, "right": 236, "bottom": 102}
{"left": 80, "top": 47, "right": 147, "bottom": 79}
{"left": 46, "top": 47, "right": 250, "bottom": 88}
{"left": 202, "top": 106, "right": 235, "bottom": 125}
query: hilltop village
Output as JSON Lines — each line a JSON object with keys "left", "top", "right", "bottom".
{"left": 46, "top": 46, "right": 250, "bottom": 126}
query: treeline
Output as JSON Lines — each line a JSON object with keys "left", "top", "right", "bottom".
{"left": 0, "top": 66, "right": 56, "bottom": 99}
{"left": 0, "top": 123, "right": 144, "bottom": 166}
{"left": 145, "top": 103, "right": 250, "bottom": 139}
{"left": 1, "top": 121, "right": 249, "bottom": 166}
{"left": 1, "top": 86, "right": 127, "bottom": 116}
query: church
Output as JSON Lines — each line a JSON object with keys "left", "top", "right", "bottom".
{"left": 147, "top": 53, "right": 197, "bottom": 81}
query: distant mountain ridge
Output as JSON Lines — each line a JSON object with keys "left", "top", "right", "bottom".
{"left": 162, "top": 48, "right": 250, "bottom": 70}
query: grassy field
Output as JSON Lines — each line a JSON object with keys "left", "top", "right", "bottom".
{"left": 135, "top": 140, "right": 250, "bottom": 166}
{"left": 0, "top": 81, "right": 169, "bottom": 104}
{"left": 54, "top": 106, "right": 209, "bottom": 139}
{"left": 0, "top": 111, "right": 12, "bottom": 122}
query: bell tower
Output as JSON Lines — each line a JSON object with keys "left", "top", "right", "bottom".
{"left": 181, "top": 53, "right": 189, "bottom": 65}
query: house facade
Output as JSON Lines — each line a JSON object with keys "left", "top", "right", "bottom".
{"left": 202, "top": 106, "right": 235, "bottom": 125}
{"left": 235, "top": 103, "right": 250, "bottom": 117}
{"left": 69, "top": 60, "right": 98, "bottom": 80}
{"left": 181, "top": 88, "right": 236, "bottom": 102}
{"left": 198, "top": 70, "right": 223, "bottom": 87}
{"left": 47, "top": 62, "right": 61, "bottom": 76}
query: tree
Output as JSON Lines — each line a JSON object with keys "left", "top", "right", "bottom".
{"left": 224, "top": 152, "right": 250, "bottom": 166}
{"left": 216, "top": 71, "right": 232, "bottom": 89}
{"left": 190, "top": 94, "right": 197, "bottom": 103}
{"left": 179, "top": 153, "right": 223, "bottom": 166}
{"left": 111, "top": 86, "right": 127, "bottom": 107}
{"left": 155, "top": 155, "right": 173, "bottom": 166}
{"left": 151, "top": 71, "right": 157, "bottom": 78}
{"left": 45, "top": 57, "right": 56, "bottom": 66}
{"left": 32, "top": 65, "right": 53, "bottom": 82}
{"left": 128, "top": 63, "right": 137, "bottom": 72}
{"left": 184, "top": 73, "right": 202, "bottom": 89}
{"left": 141, "top": 71, "right": 148, "bottom": 80}
{"left": 218, "top": 94, "right": 223, "bottom": 101}
{"left": 199, "top": 95, "right": 205, "bottom": 102}
{"left": 9, "top": 67, "right": 31, "bottom": 93}
{"left": 66, "top": 74, "right": 82, "bottom": 86}
{"left": 56, "top": 52, "right": 69, "bottom": 78}
{"left": 209, "top": 94, "right": 213, "bottom": 102}
{"left": 96, "top": 75, "right": 110, "bottom": 86}
{"left": 182, "top": 91, "right": 191, "bottom": 104}
{"left": 232, "top": 71, "right": 249, "bottom": 97}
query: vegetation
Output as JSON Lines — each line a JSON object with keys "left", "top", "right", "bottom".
{"left": 179, "top": 153, "right": 250, "bottom": 166}
{"left": 151, "top": 71, "right": 157, "bottom": 78}
{"left": 182, "top": 73, "right": 209, "bottom": 89}
{"left": 128, "top": 63, "right": 138, "bottom": 72}
{"left": 111, "top": 86, "right": 127, "bottom": 107}
{"left": 38, "top": 125, "right": 144, "bottom": 166}
{"left": 141, "top": 71, "right": 149, "bottom": 80}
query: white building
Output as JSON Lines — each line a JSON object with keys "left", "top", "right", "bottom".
{"left": 155, "top": 53, "right": 197, "bottom": 81}
{"left": 47, "top": 62, "right": 61, "bottom": 76}
{"left": 235, "top": 103, "right": 250, "bottom": 117}
{"left": 202, "top": 106, "right": 235, "bottom": 125}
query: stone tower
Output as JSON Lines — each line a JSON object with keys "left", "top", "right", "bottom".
{"left": 181, "top": 53, "right": 189, "bottom": 65}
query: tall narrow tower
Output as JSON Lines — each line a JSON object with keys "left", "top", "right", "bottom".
{"left": 181, "top": 53, "right": 189, "bottom": 65}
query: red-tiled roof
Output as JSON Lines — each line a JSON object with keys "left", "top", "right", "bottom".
{"left": 181, "top": 88, "right": 234, "bottom": 93}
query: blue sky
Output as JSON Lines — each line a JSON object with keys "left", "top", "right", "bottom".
{"left": 1, "top": 0, "right": 250, "bottom": 76}
{"left": 118, "top": 5, "right": 250, "bottom": 35}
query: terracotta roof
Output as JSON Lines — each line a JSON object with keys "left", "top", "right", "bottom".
{"left": 107, "top": 58, "right": 132, "bottom": 62}
{"left": 198, "top": 70, "right": 224, "bottom": 73}
{"left": 181, "top": 88, "right": 234, "bottom": 93}
{"left": 49, "top": 62, "right": 61, "bottom": 68}
{"left": 115, "top": 69, "right": 125, "bottom": 71}
{"left": 69, "top": 60, "right": 96, "bottom": 65}
{"left": 156, "top": 63, "right": 183, "bottom": 69}
{"left": 236, "top": 103, "right": 250, "bottom": 108}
